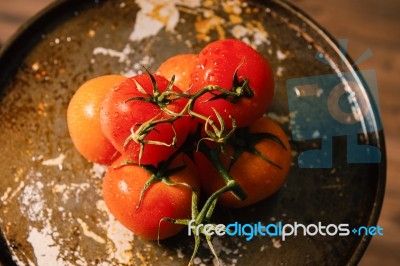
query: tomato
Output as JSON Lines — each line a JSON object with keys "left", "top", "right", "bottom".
{"left": 194, "top": 116, "right": 291, "bottom": 208}
{"left": 100, "top": 74, "right": 191, "bottom": 166}
{"left": 67, "top": 75, "right": 126, "bottom": 164}
{"left": 156, "top": 54, "right": 198, "bottom": 92}
{"left": 189, "top": 39, "right": 274, "bottom": 130}
{"left": 102, "top": 153, "right": 199, "bottom": 240}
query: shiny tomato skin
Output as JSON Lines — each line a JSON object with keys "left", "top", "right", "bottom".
{"left": 67, "top": 75, "right": 126, "bottom": 164}
{"left": 195, "top": 116, "right": 291, "bottom": 208}
{"left": 100, "top": 74, "right": 191, "bottom": 166}
{"left": 189, "top": 39, "right": 274, "bottom": 129}
{"left": 102, "top": 154, "right": 199, "bottom": 240}
{"left": 156, "top": 54, "right": 198, "bottom": 92}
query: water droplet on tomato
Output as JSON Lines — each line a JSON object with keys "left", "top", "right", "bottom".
{"left": 213, "top": 48, "right": 222, "bottom": 55}
{"left": 118, "top": 180, "right": 128, "bottom": 192}
{"left": 206, "top": 70, "right": 215, "bottom": 82}
{"left": 113, "top": 112, "right": 119, "bottom": 118}
{"left": 197, "top": 58, "right": 207, "bottom": 69}
{"left": 214, "top": 58, "right": 225, "bottom": 66}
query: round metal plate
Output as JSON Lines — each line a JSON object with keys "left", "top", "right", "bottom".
{"left": 0, "top": 0, "right": 385, "bottom": 265}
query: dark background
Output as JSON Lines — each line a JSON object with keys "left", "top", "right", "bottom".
{"left": 1, "top": 0, "right": 399, "bottom": 265}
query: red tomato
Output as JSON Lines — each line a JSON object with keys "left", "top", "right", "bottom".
{"left": 156, "top": 54, "right": 198, "bottom": 92}
{"left": 194, "top": 116, "right": 291, "bottom": 208}
{"left": 102, "top": 153, "right": 199, "bottom": 240}
{"left": 67, "top": 75, "right": 126, "bottom": 164}
{"left": 189, "top": 39, "right": 274, "bottom": 129}
{"left": 100, "top": 74, "right": 191, "bottom": 166}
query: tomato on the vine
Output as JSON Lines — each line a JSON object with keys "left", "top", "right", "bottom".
{"left": 194, "top": 116, "right": 291, "bottom": 208}
{"left": 68, "top": 37, "right": 291, "bottom": 262}
{"left": 102, "top": 153, "right": 199, "bottom": 240}
{"left": 67, "top": 75, "right": 126, "bottom": 164}
{"left": 189, "top": 39, "right": 274, "bottom": 129}
{"left": 100, "top": 74, "right": 191, "bottom": 166}
{"left": 156, "top": 54, "right": 198, "bottom": 92}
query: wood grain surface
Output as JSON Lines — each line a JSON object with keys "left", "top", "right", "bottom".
{"left": 1, "top": 1, "right": 399, "bottom": 265}
{"left": 292, "top": 1, "right": 400, "bottom": 265}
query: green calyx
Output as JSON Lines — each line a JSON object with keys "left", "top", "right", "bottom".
{"left": 125, "top": 68, "right": 178, "bottom": 108}
{"left": 206, "top": 68, "right": 254, "bottom": 104}
{"left": 227, "top": 126, "right": 287, "bottom": 170}
{"left": 134, "top": 151, "right": 193, "bottom": 211}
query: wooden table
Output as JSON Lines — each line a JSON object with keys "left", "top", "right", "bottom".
{"left": 292, "top": 1, "right": 400, "bottom": 265}
{"left": 1, "top": 1, "right": 399, "bottom": 265}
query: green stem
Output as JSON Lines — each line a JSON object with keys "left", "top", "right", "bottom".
{"left": 199, "top": 144, "right": 247, "bottom": 201}
{"left": 126, "top": 75, "right": 253, "bottom": 149}
{"left": 196, "top": 180, "right": 237, "bottom": 224}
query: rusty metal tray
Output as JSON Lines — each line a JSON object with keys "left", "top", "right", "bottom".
{"left": 0, "top": 0, "right": 385, "bottom": 265}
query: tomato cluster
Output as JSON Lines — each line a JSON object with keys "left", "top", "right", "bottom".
{"left": 67, "top": 39, "right": 291, "bottom": 259}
